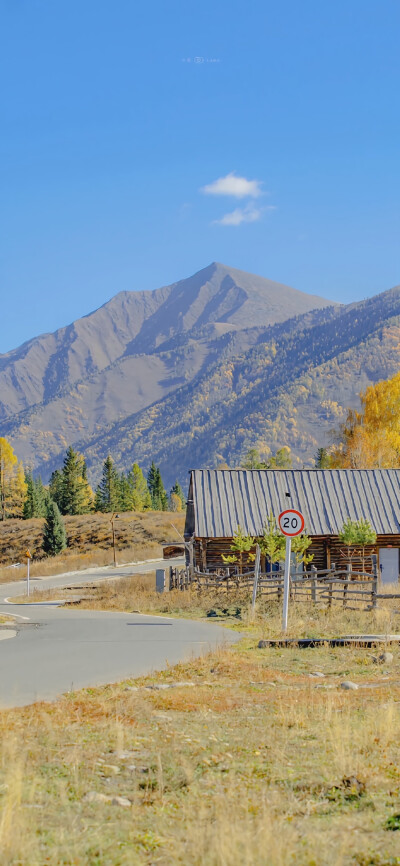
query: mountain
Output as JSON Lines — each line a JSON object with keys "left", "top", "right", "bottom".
{"left": 0, "top": 262, "right": 330, "bottom": 422}
{"left": 7, "top": 264, "right": 400, "bottom": 488}
{"left": 0, "top": 263, "right": 333, "bottom": 476}
{"left": 30, "top": 282, "right": 400, "bottom": 489}
{"left": 73, "top": 284, "right": 400, "bottom": 484}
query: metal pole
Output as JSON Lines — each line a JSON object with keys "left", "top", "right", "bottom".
{"left": 112, "top": 521, "right": 116, "bottom": 567}
{"left": 251, "top": 544, "right": 261, "bottom": 616}
{"left": 371, "top": 553, "right": 378, "bottom": 609}
{"left": 27, "top": 557, "right": 30, "bottom": 598}
{"left": 282, "top": 536, "right": 291, "bottom": 632}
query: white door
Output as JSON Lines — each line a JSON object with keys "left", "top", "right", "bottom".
{"left": 379, "top": 549, "right": 399, "bottom": 584}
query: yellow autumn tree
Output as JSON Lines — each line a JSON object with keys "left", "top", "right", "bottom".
{"left": 332, "top": 372, "right": 400, "bottom": 468}
{"left": 0, "top": 438, "right": 27, "bottom": 519}
{"left": 169, "top": 492, "right": 182, "bottom": 512}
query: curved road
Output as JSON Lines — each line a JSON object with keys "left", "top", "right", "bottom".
{"left": 0, "top": 559, "right": 238, "bottom": 709}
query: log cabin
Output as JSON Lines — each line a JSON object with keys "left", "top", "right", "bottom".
{"left": 184, "top": 469, "right": 400, "bottom": 583}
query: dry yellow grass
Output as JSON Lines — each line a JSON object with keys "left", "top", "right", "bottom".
{"left": 0, "top": 511, "right": 185, "bottom": 583}
{"left": 1, "top": 614, "right": 400, "bottom": 865}
{"left": 5, "top": 573, "right": 400, "bottom": 863}
{"left": 17, "top": 573, "right": 400, "bottom": 637}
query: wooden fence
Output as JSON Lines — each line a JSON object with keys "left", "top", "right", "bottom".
{"left": 169, "top": 561, "right": 394, "bottom": 610}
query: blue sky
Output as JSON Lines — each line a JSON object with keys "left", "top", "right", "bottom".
{"left": 1, "top": 0, "right": 400, "bottom": 351}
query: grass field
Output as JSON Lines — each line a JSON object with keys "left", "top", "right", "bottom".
{"left": 0, "top": 511, "right": 185, "bottom": 583}
{"left": 1, "top": 606, "right": 400, "bottom": 865}
{"left": 17, "top": 569, "right": 400, "bottom": 631}
{"left": 2, "top": 587, "right": 400, "bottom": 864}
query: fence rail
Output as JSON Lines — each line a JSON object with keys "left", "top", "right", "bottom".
{"left": 168, "top": 562, "right": 396, "bottom": 610}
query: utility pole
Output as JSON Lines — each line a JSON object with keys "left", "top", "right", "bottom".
{"left": 110, "top": 513, "right": 120, "bottom": 567}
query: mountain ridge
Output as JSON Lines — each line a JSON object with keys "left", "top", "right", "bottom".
{"left": 0, "top": 263, "right": 334, "bottom": 473}
{"left": 3, "top": 263, "right": 400, "bottom": 487}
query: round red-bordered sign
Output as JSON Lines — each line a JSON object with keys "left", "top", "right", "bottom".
{"left": 278, "top": 509, "right": 305, "bottom": 537}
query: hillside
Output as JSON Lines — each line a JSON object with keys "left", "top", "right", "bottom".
{"left": 1, "top": 263, "right": 332, "bottom": 473}
{"left": 57, "top": 284, "right": 400, "bottom": 484}
{"left": 5, "top": 261, "right": 400, "bottom": 489}
{"left": 0, "top": 510, "right": 185, "bottom": 576}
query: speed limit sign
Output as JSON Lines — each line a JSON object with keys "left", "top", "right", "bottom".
{"left": 278, "top": 508, "right": 306, "bottom": 633}
{"left": 278, "top": 509, "right": 305, "bottom": 537}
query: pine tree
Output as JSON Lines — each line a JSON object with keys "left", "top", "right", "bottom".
{"left": 147, "top": 461, "right": 158, "bottom": 506}
{"left": 34, "top": 477, "right": 49, "bottom": 516}
{"left": 118, "top": 472, "right": 133, "bottom": 512}
{"left": 95, "top": 455, "right": 120, "bottom": 512}
{"left": 127, "top": 463, "right": 151, "bottom": 511}
{"left": 150, "top": 467, "right": 168, "bottom": 510}
{"left": 58, "top": 447, "right": 93, "bottom": 515}
{"left": 23, "top": 471, "right": 48, "bottom": 519}
{"left": 49, "top": 469, "right": 63, "bottom": 510}
{"left": 42, "top": 500, "right": 67, "bottom": 556}
{"left": 23, "top": 471, "right": 35, "bottom": 519}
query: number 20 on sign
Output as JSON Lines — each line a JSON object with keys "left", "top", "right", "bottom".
{"left": 278, "top": 509, "right": 305, "bottom": 537}
{"left": 278, "top": 509, "right": 305, "bottom": 633}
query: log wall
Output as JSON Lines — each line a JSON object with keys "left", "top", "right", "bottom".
{"left": 193, "top": 534, "right": 400, "bottom": 575}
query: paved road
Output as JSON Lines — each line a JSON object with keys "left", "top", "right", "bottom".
{"left": 0, "top": 559, "right": 238, "bottom": 709}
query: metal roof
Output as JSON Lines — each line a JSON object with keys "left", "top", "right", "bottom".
{"left": 187, "top": 469, "right": 400, "bottom": 537}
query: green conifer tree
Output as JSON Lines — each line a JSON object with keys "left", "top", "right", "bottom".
{"left": 23, "top": 470, "right": 36, "bottom": 519}
{"left": 49, "top": 469, "right": 63, "bottom": 510}
{"left": 128, "top": 463, "right": 151, "bottom": 511}
{"left": 34, "top": 477, "right": 48, "bottom": 516}
{"left": 151, "top": 467, "right": 168, "bottom": 510}
{"left": 23, "top": 471, "right": 48, "bottom": 519}
{"left": 58, "top": 447, "right": 93, "bottom": 515}
{"left": 118, "top": 472, "right": 133, "bottom": 512}
{"left": 42, "top": 500, "right": 67, "bottom": 556}
{"left": 147, "top": 461, "right": 158, "bottom": 506}
{"left": 95, "top": 455, "right": 121, "bottom": 512}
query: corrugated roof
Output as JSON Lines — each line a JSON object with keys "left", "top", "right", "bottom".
{"left": 188, "top": 469, "right": 400, "bottom": 537}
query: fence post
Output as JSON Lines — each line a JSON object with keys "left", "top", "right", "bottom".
{"left": 344, "top": 564, "right": 351, "bottom": 607}
{"left": 328, "top": 562, "right": 336, "bottom": 608}
{"left": 251, "top": 544, "right": 261, "bottom": 617}
{"left": 371, "top": 553, "right": 378, "bottom": 609}
{"left": 311, "top": 564, "right": 317, "bottom": 604}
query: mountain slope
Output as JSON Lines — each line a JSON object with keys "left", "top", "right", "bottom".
{"left": 51, "top": 284, "right": 400, "bottom": 487}
{"left": 1, "top": 263, "right": 333, "bottom": 467}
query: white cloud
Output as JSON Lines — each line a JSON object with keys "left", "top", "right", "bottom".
{"left": 214, "top": 204, "right": 274, "bottom": 226}
{"left": 201, "top": 171, "right": 263, "bottom": 199}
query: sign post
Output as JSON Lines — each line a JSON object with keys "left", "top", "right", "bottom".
{"left": 278, "top": 510, "right": 305, "bottom": 633}
{"left": 25, "top": 549, "right": 32, "bottom": 597}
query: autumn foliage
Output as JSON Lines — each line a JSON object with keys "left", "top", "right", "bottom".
{"left": 332, "top": 371, "right": 400, "bottom": 468}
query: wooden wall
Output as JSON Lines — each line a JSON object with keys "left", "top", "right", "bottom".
{"left": 193, "top": 534, "right": 400, "bottom": 574}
